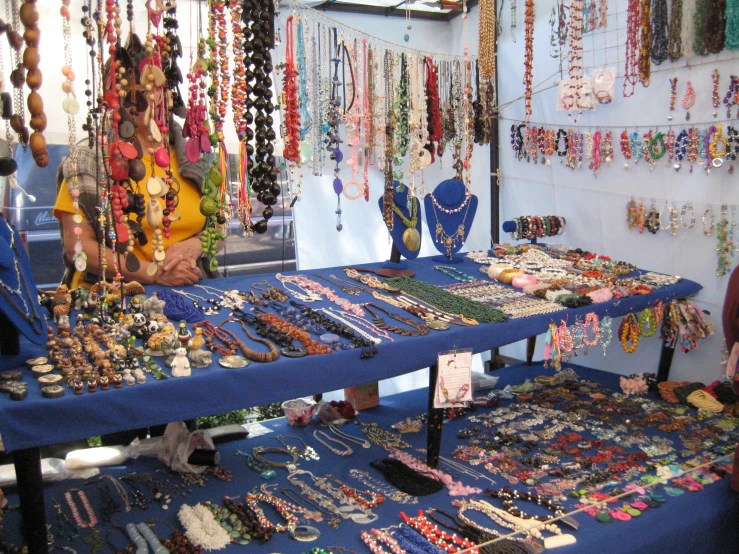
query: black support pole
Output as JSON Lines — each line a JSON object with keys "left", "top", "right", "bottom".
{"left": 656, "top": 340, "right": 676, "bottom": 382}
{"left": 426, "top": 363, "right": 444, "bottom": 468}
{"left": 15, "top": 447, "right": 48, "bottom": 554}
{"left": 526, "top": 336, "right": 537, "bottom": 365}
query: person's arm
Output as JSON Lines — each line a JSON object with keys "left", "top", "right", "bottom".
{"left": 60, "top": 213, "right": 202, "bottom": 286}
{"left": 162, "top": 233, "right": 226, "bottom": 272}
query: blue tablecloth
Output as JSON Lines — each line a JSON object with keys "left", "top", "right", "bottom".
{"left": 0, "top": 256, "right": 702, "bottom": 452}
{"left": 1, "top": 362, "right": 736, "bottom": 554}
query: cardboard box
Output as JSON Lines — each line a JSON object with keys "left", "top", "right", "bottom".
{"left": 344, "top": 381, "right": 380, "bottom": 411}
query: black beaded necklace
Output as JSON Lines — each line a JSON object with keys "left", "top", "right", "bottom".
{"left": 650, "top": 0, "right": 668, "bottom": 64}
{"left": 243, "top": 0, "right": 278, "bottom": 234}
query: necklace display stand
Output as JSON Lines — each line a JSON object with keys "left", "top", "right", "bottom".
{"left": 378, "top": 181, "right": 423, "bottom": 276}
{"left": 424, "top": 179, "right": 477, "bottom": 264}
{"left": 502, "top": 217, "right": 567, "bottom": 244}
{"left": 0, "top": 217, "right": 46, "bottom": 355}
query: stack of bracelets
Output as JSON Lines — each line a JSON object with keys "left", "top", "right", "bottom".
{"left": 508, "top": 216, "right": 567, "bottom": 240}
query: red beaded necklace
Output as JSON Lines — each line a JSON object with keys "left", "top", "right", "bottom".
{"left": 282, "top": 16, "right": 301, "bottom": 163}
{"left": 400, "top": 510, "right": 478, "bottom": 553}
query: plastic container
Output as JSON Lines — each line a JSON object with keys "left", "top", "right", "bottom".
{"left": 281, "top": 398, "right": 316, "bottom": 426}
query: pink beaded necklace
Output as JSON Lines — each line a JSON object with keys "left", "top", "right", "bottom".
{"left": 64, "top": 489, "right": 98, "bottom": 529}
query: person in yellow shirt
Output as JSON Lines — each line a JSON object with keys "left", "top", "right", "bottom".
{"left": 54, "top": 45, "right": 218, "bottom": 289}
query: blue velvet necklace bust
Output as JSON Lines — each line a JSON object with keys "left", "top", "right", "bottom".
{"left": 424, "top": 179, "right": 477, "bottom": 263}
{"left": 378, "top": 181, "right": 423, "bottom": 261}
{"left": 0, "top": 217, "right": 46, "bottom": 349}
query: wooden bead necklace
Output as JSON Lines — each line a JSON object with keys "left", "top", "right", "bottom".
{"left": 7, "top": 0, "right": 28, "bottom": 146}
{"left": 218, "top": 318, "right": 280, "bottom": 363}
{"left": 21, "top": 0, "right": 46, "bottom": 166}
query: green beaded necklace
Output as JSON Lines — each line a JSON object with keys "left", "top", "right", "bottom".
{"left": 386, "top": 276, "right": 507, "bottom": 323}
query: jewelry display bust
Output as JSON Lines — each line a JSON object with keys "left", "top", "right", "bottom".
{"left": 378, "top": 181, "right": 423, "bottom": 264}
{"left": 424, "top": 179, "right": 477, "bottom": 264}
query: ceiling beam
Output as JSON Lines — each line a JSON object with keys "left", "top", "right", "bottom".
{"left": 314, "top": 0, "right": 478, "bottom": 22}
{"left": 316, "top": 2, "right": 451, "bottom": 21}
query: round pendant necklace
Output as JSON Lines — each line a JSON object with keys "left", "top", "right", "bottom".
{"left": 392, "top": 192, "right": 421, "bottom": 251}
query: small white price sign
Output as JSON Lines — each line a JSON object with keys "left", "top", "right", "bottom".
{"left": 434, "top": 349, "right": 473, "bottom": 409}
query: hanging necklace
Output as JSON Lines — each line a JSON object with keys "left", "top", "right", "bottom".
{"left": 681, "top": 80, "right": 695, "bottom": 120}
{"left": 522, "top": 0, "right": 534, "bottom": 122}
{"left": 638, "top": 0, "right": 652, "bottom": 86}
{"left": 61, "top": 0, "right": 85, "bottom": 273}
{"left": 650, "top": 0, "right": 668, "bottom": 64}
{"left": 624, "top": 0, "right": 640, "bottom": 97}
{"left": 667, "top": 0, "right": 683, "bottom": 60}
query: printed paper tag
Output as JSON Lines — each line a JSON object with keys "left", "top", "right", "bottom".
{"left": 434, "top": 349, "right": 473, "bottom": 409}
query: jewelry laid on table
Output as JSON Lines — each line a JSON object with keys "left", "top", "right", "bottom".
{"left": 356, "top": 421, "right": 411, "bottom": 450}
{"left": 273, "top": 435, "right": 320, "bottom": 461}
{"left": 64, "top": 489, "right": 98, "bottom": 529}
{"left": 322, "top": 307, "right": 388, "bottom": 344}
{"left": 287, "top": 471, "right": 349, "bottom": 528}
{"left": 251, "top": 281, "right": 289, "bottom": 303}
{"left": 313, "top": 430, "right": 353, "bottom": 456}
{"left": 312, "top": 274, "right": 361, "bottom": 296}
{"left": 363, "top": 303, "right": 430, "bottom": 337}
{"left": 173, "top": 289, "right": 221, "bottom": 316}
{"left": 217, "top": 319, "right": 281, "bottom": 363}
{"left": 433, "top": 265, "right": 477, "bottom": 283}
{"left": 329, "top": 425, "right": 371, "bottom": 448}
{"left": 348, "top": 469, "right": 418, "bottom": 504}
{"left": 252, "top": 446, "right": 300, "bottom": 473}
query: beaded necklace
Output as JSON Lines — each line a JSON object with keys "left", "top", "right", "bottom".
{"left": 727, "top": 125, "right": 738, "bottom": 174}
{"left": 64, "top": 489, "right": 98, "bottom": 529}
{"left": 638, "top": 0, "right": 652, "bottom": 85}
{"left": 674, "top": 130, "right": 689, "bottom": 169}
{"left": 693, "top": 0, "right": 710, "bottom": 55}
{"left": 727, "top": 0, "right": 739, "bottom": 50}
{"left": 705, "top": 0, "right": 727, "bottom": 53}
{"left": 522, "top": 0, "right": 534, "bottom": 122}
{"left": 717, "top": 205, "right": 735, "bottom": 277}
{"left": 400, "top": 510, "right": 478, "bottom": 553}
{"left": 624, "top": 0, "right": 640, "bottom": 97}
{"left": 61, "top": 1, "right": 85, "bottom": 273}
{"left": 724, "top": 75, "right": 739, "bottom": 118}
{"left": 7, "top": 0, "right": 27, "bottom": 148}
{"left": 668, "top": 0, "right": 683, "bottom": 60}
{"left": 651, "top": 0, "right": 668, "bottom": 64}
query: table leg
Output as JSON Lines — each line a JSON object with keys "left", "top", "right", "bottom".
{"left": 656, "top": 339, "right": 676, "bottom": 383}
{"left": 426, "top": 363, "right": 444, "bottom": 468}
{"left": 14, "top": 447, "right": 49, "bottom": 554}
{"left": 526, "top": 336, "right": 537, "bottom": 365}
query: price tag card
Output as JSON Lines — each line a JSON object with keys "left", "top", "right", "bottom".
{"left": 434, "top": 349, "right": 473, "bottom": 409}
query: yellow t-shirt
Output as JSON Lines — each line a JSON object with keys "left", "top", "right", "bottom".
{"left": 54, "top": 153, "right": 206, "bottom": 288}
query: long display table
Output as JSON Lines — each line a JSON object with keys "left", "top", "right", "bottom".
{"left": 0, "top": 255, "right": 702, "bottom": 553}
{"left": 1, "top": 362, "right": 735, "bottom": 554}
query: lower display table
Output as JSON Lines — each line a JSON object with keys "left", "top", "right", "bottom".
{"left": 2, "top": 362, "right": 736, "bottom": 554}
